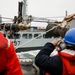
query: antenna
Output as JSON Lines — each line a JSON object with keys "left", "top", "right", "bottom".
{"left": 65, "top": 11, "right": 68, "bottom": 16}
{"left": 0, "top": 15, "right": 2, "bottom": 24}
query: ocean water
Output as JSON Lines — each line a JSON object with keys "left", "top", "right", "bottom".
{"left": 17, "top": 50, "right": 40, "bottom": 75}
{"left": 17, "top": 50, "right": 40, "bottom": 56}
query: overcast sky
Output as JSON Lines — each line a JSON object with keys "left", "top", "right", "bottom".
{"left": 0, "top": 0, "right": 75, "bottom": 22}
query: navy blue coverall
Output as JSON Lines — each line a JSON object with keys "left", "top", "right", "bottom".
{"left": 35, "top": 42, "right": 63, "bottom": 75}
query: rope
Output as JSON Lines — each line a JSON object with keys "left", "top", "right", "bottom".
{"left": 15, "top": 26, "right": 58, "bottom": 49}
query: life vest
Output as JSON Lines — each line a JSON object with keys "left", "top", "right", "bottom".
{"left": 0, "top": 37, "right": 23, "bottom": 75}
{"left": 5, "top": 38, "right": 23, "bottom": 75}
{"left": 45, "top": 49, "right": 75, "bottom": 75}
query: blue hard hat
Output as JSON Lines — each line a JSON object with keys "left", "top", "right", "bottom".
{"left": 63, "top": 28, "right": 75, "bottom": 45}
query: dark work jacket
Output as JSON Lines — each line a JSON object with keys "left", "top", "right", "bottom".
{"left": 35, "top": 42, "right": 63, "bottom": 75}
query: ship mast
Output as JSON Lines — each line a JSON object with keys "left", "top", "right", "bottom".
{"left": 22, "top": 0, "right": 27, "bottom": 20}
{"left": 17, "top": 0, "right": 28, "bottom": 23}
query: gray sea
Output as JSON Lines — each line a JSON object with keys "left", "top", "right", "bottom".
{"left": 17, "top": 50, "right": 40, "bottom": 75}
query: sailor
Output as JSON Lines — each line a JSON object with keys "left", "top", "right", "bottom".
{"left": 0, "top": 32, "right": 23, "bottom": 75}
{"left": 35, "top": 28, "right": 75, "bottom": 75}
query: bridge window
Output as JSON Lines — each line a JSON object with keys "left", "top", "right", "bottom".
{"left": 22, "top": 34, "right": 28, "bottom": 39}
{"left": 43, "top": 34, "right": 51, "bottom": 38}
{"left": 14, "top": 34, "right": 21, "bottom": 39}
{"left": 8, "top": 33, "right": 21, "bottom": 39}
{"left": 8, "top": 34, "right": 13, "bottom": 39}
{"left": 22, "top": 34, "right": 32, "bottom": 39}
{"left": 43, "top": 34, "right": 46, "bottom": 38}
{"left": 34, "top": 34, "right": 42, "bottom": 39}
{"left": 29, "top": 34, "right": 32, "bottom": 39}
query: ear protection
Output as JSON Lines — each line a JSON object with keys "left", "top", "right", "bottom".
{"left": 58, "top": 40, "right": 75, "bottom": 50}
{"left": 58, "top": 40, "right": 67, "bottom": 50}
